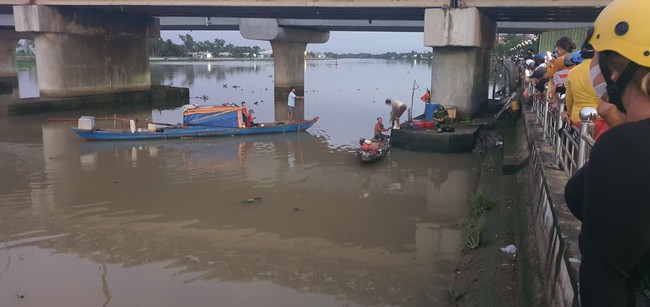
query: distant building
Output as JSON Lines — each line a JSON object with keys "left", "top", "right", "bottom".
{"left": 310, "top": 52, "right": 326, "bottom": 59}
{"left": 189, "top": 51, "right": 213, "bottom": 59}
{"left": 258, "top": 49, "right": 273, "bottom": 59}
{"left": 218, "top": 52, "right": 231, "bottom": 58}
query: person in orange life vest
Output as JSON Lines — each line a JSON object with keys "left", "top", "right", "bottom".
{"left": 544, "top": 37, "right": 577, "bottom": 99}
{"left": 374, "top": 117, "right": 390, "bottom": 139}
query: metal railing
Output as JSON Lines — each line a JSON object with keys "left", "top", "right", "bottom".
{"left": 529, "top": 91, "right": 596, "bottom": 178}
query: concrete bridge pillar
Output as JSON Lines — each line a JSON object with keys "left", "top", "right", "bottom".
{"left": 0, "top": 35, "right": 18, "bottom": 78}
{"left": 0, "top": 30, "right": 20, "bottom": 99}
{"left": 424, "top": 8, "right": 496, "bottom": 117}
{"left": 240, "top": 18, "right": 328, "bottom": 121}
{"left": 13, "top": 5, "right": 159, "bottom": 98}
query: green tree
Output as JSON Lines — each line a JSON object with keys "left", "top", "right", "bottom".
{"left": 179, "top": 34, "right": 196, "bottom": 53}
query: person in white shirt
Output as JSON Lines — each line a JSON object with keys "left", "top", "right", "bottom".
{"left": 287, "top": 87, "right": 303, "bottom": 123}
{"left": 385, "top": 98, "right": 407, "bottom": 129}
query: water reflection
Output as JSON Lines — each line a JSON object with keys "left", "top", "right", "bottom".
{"left": 0, "top": 76, "right": 19, "bottom": 100}
{"left": 2, "top": 60, "right": 478, "bottom": 307}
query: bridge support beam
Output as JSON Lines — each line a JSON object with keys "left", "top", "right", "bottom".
{"left": 424, "top": 8, "right": 496, "bottom": 117}
{"left": 13, "top": 5, "right": 159, "bottom": 98}
{"left": 240, "top": 18, "right": 328, "bottom": 121}
{"left": 0, "top": 30, "right": 20, "bottom": 100}
{"left": 0, "top": 30, "right": 19, "bottom": 78}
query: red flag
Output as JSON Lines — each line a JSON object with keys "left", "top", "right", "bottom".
{"left": 420, "top": 90, "right": 431, "bottom": 103}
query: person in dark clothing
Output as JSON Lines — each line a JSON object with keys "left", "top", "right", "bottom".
{"left": 564, "top": 0, "right": 650, "bottom": 305}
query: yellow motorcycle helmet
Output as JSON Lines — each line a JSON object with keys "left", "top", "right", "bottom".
{"left": 590, "top": 0, "right": 650, "bottom": 67}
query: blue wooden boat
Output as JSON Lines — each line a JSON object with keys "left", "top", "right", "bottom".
{"left": 71, "top": 105, "right": 319, "bottom": 141}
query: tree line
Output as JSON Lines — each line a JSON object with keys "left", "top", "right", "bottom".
{"left": 148, "top": 34, "right": 263, "bottom": 58}
{"left": 16, "top": 34, "right": 437, "bottom": 60}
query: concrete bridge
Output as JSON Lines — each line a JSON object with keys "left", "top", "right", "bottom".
{"left": 0, "top": 0, "right": 610, "bottom": 119}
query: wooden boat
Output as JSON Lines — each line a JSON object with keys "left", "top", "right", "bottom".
{"left": 71, "top": 105, "right": 319, "bottom": 141}
{"left": 357, "top": 138, "right": 390, "bottom": 163}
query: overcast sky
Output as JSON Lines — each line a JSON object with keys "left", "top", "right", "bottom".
{"left": 160, "top": 30, "right": 429, "bottom": 54}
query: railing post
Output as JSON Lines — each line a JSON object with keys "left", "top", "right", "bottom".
{"left": 541, "top": 97, "right": 549, "bottom": 142}
{"left": 577, "top": 121, "right": 590, "bottom": 169}
{"left": 554, "top": 102, "right": 565, "bottom": 166}
{"left": 577, "top": 107, "right": 597, "bottom": 169}
{"left": 535, "top": 94, "right": 541, "bottom": 124}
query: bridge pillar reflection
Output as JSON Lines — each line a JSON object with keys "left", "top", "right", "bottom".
{"left": 424, "top": 8, "right": 496, "bottom": 117}
{"left": 240, "top": 18, "right": 329, "bottom": 121}
{"left": 0, "top": 30, "right": 19, "bottom": 99}
{"left": 13, "top": 5, "right": 159, "bottom": 98}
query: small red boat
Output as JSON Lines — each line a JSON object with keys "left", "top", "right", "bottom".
{"left": 357, "top": 138, "right": 390, "bottom": 163}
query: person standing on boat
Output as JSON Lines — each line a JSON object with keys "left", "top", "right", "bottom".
{"left": 288, "top": 87, "right": 303, "bottom": 123}
{"left": 385, "top": 98, "right": 407, "bottom": 129}
{"left": 374, "top": 117, "right": 390, "bottom": 139}
{"left": 241, "top": 101, "right": 251, "bottom": 127}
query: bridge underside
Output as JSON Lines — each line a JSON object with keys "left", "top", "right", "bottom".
{"left": 69, "top": 6, "right": 604, "bottom": 23}
{"left": 1, "top": 2, "right": 605, "bottom": 23}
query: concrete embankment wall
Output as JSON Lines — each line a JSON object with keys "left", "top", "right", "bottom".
{"left": 517, "top": 105, "right": 582, "bottom": 306}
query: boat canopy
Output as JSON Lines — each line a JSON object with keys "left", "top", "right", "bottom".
{"left": 183, "top": 106, "right": 244, "bottom": 128}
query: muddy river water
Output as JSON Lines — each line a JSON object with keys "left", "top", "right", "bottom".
{"left": 0, "top": 59, "right": 480, "bottom": 306}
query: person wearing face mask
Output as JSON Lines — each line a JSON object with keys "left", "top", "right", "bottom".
{"left": 564, "top": 32, "right": 611, "bottom": 141}
{"left": 564, "top": 0, "right": 650, "bottom": 305}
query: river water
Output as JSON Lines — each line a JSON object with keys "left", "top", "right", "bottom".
{"left": 1, "top": 59, "right": 480, "bottom": 306}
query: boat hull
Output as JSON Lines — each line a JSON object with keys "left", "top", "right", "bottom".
{"left": 357, "top": 138, "right": 390, "bottom": 163}
{"left": 73, "top": 118, "right": 319, "bottom": 141}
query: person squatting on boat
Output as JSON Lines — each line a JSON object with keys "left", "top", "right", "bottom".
{"left": 374, "top": 117, "right": 390, "bottom": 139}
{"left": 564, "top": 0, "right": 650, "bottom": 305}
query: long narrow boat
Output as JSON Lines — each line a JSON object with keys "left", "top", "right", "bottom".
{"left": 73, "top": 119, "right": 319, "bottom": 141}
{"left": 71, "top": 104, "right": 319, "bottom": 141}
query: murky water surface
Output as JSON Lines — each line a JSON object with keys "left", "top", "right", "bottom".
{"left": 1, "top": 60, "right": 479, "bottom": 306}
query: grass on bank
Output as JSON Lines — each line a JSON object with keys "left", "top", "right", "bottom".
{"left": 460, "top": 190, "right": 496, "bottom": 250}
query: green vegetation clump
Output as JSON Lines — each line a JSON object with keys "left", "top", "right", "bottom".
{"left": 458, "top": 116, "right": 472, "bottom": 125}
{"left": 448, "top": 281, "right": 463, "bottom": 303}
{"left": 470, "top": 190, "right": 496, "bottom": 217}
{"left": 461, "top": 216, "right": 484, "bottom": 250}
{"left": 460, "top": 190, "right": 496, "bottom": 250}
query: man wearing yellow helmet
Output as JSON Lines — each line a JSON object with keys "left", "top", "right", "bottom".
{"left": 565, "top": 0, "right": 650, "bottom": 305}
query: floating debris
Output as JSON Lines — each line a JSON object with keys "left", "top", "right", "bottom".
{"left": 242, "top": 197, "right": 262, "bottom": 204}
{"left": 500, "top": 244, "right": 517, "bottom": 254}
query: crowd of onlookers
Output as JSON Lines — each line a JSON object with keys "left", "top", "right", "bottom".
{"left": 515, "top": 0, "right": 650, "bottom": 304}
{"left": 520, "top": 31, "right": 611, "bottom": 141}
